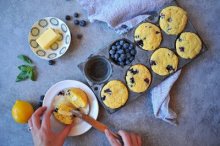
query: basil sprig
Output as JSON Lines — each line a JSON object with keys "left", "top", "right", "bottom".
{"left": 16, "top": 55, "right": 36, "bottom": 82}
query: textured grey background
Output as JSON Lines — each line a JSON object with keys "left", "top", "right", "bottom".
{"left": 0, "top": 0, "right": 220, "bottom": 146}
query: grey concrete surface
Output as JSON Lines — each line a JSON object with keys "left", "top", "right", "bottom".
{"left": 0, "top": 0, "right": 220, "bottom": 146}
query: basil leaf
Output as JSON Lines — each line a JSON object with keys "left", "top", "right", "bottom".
{"left": 18, "top": 55, "right": 33, "bottom": 64}
{"left": 28, "top": 70, "right": 35, "bottom": 81}
{"left": 18, "top": 65, "right": 34, "bottom": 72}
{"left": 16, "top": 71, "right": 29, "bottom": 82}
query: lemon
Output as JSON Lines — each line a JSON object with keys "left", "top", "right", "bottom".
{"left": 11, "top": 100, "right": 34, "bottom": 124}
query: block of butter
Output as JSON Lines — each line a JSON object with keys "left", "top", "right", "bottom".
{"left": 36, "top": 28, "right": 59, "bottom": 50}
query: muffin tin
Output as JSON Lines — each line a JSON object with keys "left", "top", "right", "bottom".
{"left": 78, "top": 1, "right": 208, "bottom": 113}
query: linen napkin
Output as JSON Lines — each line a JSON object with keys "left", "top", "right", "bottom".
{"left": 78, "top": 0, "right": 181, "bottom": 125}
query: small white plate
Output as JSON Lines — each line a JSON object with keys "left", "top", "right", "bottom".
{"left": 28, "top": 17, "right": 71, "bottom": 60}
{"left": 43, "top": 80, "right": 99, "bottom": 136}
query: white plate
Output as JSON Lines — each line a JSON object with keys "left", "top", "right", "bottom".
{"left": 43, "top": 80, "right": 99, "bottom": 136}
{"left": 28, "top": 17, "right": 71, "bottom": 60}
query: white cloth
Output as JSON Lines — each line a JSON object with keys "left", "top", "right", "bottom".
{"left": 78, "top": 0, "right": 181, "bottom": 125}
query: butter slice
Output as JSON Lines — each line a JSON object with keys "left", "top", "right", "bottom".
{"left": 36, "top": 28, "right": 59, "bottom": 50}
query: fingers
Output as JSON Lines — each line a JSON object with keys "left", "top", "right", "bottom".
{"left": 118, "top": 130, "right": 131, "bottom": 146}
{"left": 137, "top": 135, "right": 142, "bottom": 146}
{"left": 105, "top": 129, "right": 121, "bottom": 146}
{"left": 59, "top": 123, "right": 74, "bottom": 139}
{"left": 130, "top": 133, "right": 139, "bottom": 146}
{"left": 31, "top": 106, "right": 47, "bottom": 129}
{"left": 42, "top": 108, "right": 54, "bottom": 129}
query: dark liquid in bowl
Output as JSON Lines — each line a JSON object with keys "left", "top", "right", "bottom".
{"left": 85, "top": 56, "right": 112, "bottom": 83}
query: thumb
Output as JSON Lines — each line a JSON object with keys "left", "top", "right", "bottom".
{"left": 105, "top": 129, "right": 121, "bottom": 146}
{"left": 59, "top": 123, "right": 74, "bottom": 139}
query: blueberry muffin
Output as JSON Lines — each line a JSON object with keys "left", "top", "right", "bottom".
{"left": 176, "top": 32, "right": 202, "bottom": 59}
{"left": 150, "top": 48, "right": 178, "bottom": 76}
{"left": 101, "top": 80, "right": 128, "bottom": 109}
{"left": 53, "top": 97, "right": 76, "bottom": 125}
{"left": 125, "top": 64, "right": 151, "bottom": 93}
{"left": 134, "top": 23, "right": 162, "bottom": 51}
{"left": 65, "top": 88, "right": 88, "bottom": 108}
{"left": 159, "top": 6, "right": 187, "bottom": 35}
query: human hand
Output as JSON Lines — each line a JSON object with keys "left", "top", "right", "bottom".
{"left": 28, "top": 106, "right": 73, "bottom": 146}
{"left": 105, "top": 129, "right": 142, "bottom": 146}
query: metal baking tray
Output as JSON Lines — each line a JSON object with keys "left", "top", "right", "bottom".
{"left": 78, "top": 0, "right": 208, "bottom": 113}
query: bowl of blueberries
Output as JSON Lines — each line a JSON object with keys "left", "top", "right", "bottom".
{"left": 109, "top": 39, "right": 137, "bottom": 66}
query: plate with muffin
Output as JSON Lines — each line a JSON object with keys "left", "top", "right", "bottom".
{"left": 43, "top": 80, "right": 99, "bottom": 136}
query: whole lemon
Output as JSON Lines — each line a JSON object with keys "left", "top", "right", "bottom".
{"left": 11, "top": 100, "right": 34, "bottom": 124}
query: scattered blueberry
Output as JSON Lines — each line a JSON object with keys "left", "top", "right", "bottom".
{"left": 74, "top": 20, "right": 80, "bottom": 25}
{"left": 38, "top": 101, "right": 43, "bottom": 107}
{"left": 79, "top": 20, "right": 87, "bottom": 27}
{"left": 74, "top": 12, "right": 79, "bottom": 18}
{"left": 54, "top": 108, "right": 58, "bottom": 113}
{"left": 121, "top": 24, "right": 128, "bottom": 29}
{"left": 65, "top": 15, "right": 71, "bottom": 20}
{"left": 40, "top": 95, "right": 45, "bottom": 101}
{"left": 49, "top": 60, "right": 55, "bottom": 65}
{"left": 179, "top": 47, "right": 184, "bottom": 52}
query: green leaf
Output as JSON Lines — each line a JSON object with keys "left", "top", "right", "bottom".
{"left": 28, "top": 70, "right": 35, "bottom": 81}
{"left": 18, "top": 55, "right": 33, "bottom": 64}
{"left": 16, "top": 71, "right": 29, "bottom": 82}
{"left": 18, "top": 65, "right": 34, "bottom": 72}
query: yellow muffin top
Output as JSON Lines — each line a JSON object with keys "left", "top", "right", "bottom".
{"left": 66, "top": 88, "right": 88, "bottom": 108}
{"left": 126, "top": 64, "right": 151, "bottom": 93}
{"left": 134, "top": 22, "right": 162, "bottom": 51}
{"left": 101, "top": 80, "right": 128, "bottom": 109}
{"left": 176, "top": 32, "right": 202, "bottom": 59}
{"left": 150, "top": 48, "right": 178, "bottom": 76}
{"left": 159, "top": 6, "right": 187, "bottom": 35}
{"left": 53, "top": 103, "right": 75, "bottom": 125}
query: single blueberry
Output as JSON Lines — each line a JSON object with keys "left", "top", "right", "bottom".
{"left": 117, "top": 45, "right": 121, "bottom": 49}
{"left": 123, "top": 43, "right": 129, "bottom": 49}
{"left": 130, "top": 49, "right": 137, "bottom": 55}
{"left": 111, "top": 54, "right": 115, "bottom": 58}
{"left": 115, "top": 41, "right": 120, "bottom": 46}
{"left": 119, "top": 40, "right": 125, "bottom": 45}
{"left": 111, "top": 45, "right": 117, "bottom": 50}
{"left": 125, "top": 49, "right": 130, "bottom": 53}
{"left": 129, "top": 43, "right": 134, "bottom": 48}
{"left": 74, "top": 20, "right": 80, "bottom": 25}
{"left": 126, "top": 53, "right": 131, "bottom": 58}
{"left": 129, "top": 56, "right": 134, "bottom": 61}
{"left": 118, "top": 57, "right": 123, "bottom": 62}
{"left": 114, "top": 54, "right": 119, "bottom": 59}
{"left": 40, "top": 95, "right": 45, "bottom": 101}
{"left": 125, "top": 60, "right": 130, "bottom": 65}
{"left": 120, "top": 54, "right": 126, "bottom": 59}
{"left": 79, "top": 20, "right": 87, "bottom": 27}
{"left": 119, "top": 62, "right": 124, "bottom": 66}
{"left": 109, "top": 50, "right": 115, "bottom": 55}
{"left": 74, "top": 12, "right": 79, "bottom": 18}
{"left": 49, "top": 60, "right": 55, "bottom": 65}
{"left": 118, "top": 49, "right": 124, "bottom": 54}
{"left": 65, "top": 15, "right": 71, "bottom": 21}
